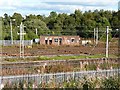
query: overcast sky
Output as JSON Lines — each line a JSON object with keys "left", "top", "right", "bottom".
{"left": 0, "top": 0, "right": 119, "bottom": 16}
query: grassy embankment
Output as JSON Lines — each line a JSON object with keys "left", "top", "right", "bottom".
{"left": 4, "top": 54, "right": 118, "bottom": 62}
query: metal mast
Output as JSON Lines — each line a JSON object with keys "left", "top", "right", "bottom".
{"left": 106, "top": 26, "right": 109, "bottom": 58}
{"left": 96, "top": 27, "right": 98, "bottom": 45}
{"left": 36, "top": 28, "right": 38, "bottom": 35}
{"left": 10, "top": 19, "right": 15, "bottom": 45}
{"left": 10, "top": 19, "right": 13, "bottom": 45}
{"left": 18, "top": 22, "right": 26, "bottom": 58}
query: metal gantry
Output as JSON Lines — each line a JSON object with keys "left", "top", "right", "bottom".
{"left": 17, "top": 22, "right": 26, "bottom": 58}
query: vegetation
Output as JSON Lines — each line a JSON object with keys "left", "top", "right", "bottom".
{"left": 2, "top": 9, "right": 119, "bottom": 40}
{"left": 4, "top": 54, "right": 117, "bottom": 62}
{"left": 3, "top": 57, "right": 119, "bottom": 75}
{"left": 101, "top": 76, "right": 120, "bottom": 89}
{"left": 37, "top": 55, "right": 104, "bottom": 61}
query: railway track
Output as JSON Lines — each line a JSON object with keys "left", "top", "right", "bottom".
{"left": 1, "top": 57, "right": 118, "bottom": 69}
{"left": 0, "top": 52, "right": 32, "bottom": 57}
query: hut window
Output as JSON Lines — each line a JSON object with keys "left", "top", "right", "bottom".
{"left": 54, "top": 38, "right": 58, "bottom": 42}
{"left": 71, "top": 38, "right": 75, "bottom": 42}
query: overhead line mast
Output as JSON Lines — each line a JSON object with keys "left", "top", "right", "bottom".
{"left": 17, "top": 22, "right": 26, "bottom": 58}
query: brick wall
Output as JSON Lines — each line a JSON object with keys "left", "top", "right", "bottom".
{"left": 40, "top": 36, "right": 80, "bottom": 46}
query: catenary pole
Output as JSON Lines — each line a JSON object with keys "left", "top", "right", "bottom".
{"left": 10, "top": 19, "right": 13, "bottom": 45}
{"left": 106, "top": 26, "right": 109, "bottom": 58}
{"left": 96, "top": 27, "right": 98, "bottom": 45}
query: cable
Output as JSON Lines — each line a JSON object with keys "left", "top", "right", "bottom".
{"left": 88, "top": 30, "right": 106, "bottom": 55}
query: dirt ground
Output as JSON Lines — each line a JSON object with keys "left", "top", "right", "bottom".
{"left": 2, "top": 39, "right": 119, "bottom": 57}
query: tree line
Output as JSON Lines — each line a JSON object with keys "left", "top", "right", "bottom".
{"left": 1, "top": 9, "right": 119, "bottom": 40}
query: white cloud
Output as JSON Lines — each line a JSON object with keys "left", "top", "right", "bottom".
{"left": 0, "top": 0, "right": 119, "bottom": 16}
{"left": 0, "top": 0, "right": 20, "bottom": 6}
{"left": 42, "top": 0, "right": 118, "bottom": 5}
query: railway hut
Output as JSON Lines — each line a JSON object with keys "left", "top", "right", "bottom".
{"left": 40, "top": 35, "right": 80, "bottom": 46}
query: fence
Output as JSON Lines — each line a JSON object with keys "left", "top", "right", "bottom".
{"left": 0, "top": 40, "right": 33, "bottom": 46}
{"left": 1, "top": 69, "right": 119, "bottom": 86}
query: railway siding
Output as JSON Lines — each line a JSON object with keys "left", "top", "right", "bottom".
{"left": 2, "top": 57, "right": 118, "bottom": 69}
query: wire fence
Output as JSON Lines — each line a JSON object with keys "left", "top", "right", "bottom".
{"left": 1, "top": 69, "right": 119, "bottom": 86}
{"left": 0, "top": 40, "right": 33, "bottom": 46}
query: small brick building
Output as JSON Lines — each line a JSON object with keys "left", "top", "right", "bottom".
{"left": 40, "top": 35, "right": 80, "bottom": 46}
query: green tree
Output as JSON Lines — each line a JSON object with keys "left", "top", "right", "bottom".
{"left": 12, "top": 13, "right": 23, "bottom": 26}
{"left": 24, "top": 18, "right": 50, "bottom": 39}
{"left": 1, "top": 9, "right": 119, "bottom": 40}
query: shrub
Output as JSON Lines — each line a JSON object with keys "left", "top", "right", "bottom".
{"left": 101, "top": 76, "right": 120, "bottom": 89}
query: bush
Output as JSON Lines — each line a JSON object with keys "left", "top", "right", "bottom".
{"left": 101, "top": 76, "right": 120, "bottom": 89}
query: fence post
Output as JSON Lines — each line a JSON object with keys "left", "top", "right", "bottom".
{"left": 106, "top": 70, "right": 107, "bottom": 77}
{"left": 73, "top": 71, "right": 75, "bottom": 80}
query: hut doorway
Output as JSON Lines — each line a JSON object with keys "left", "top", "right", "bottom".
{"left": 45, "top": 40, "right": 48, "bottom": 45}
{"left": 49, "top": 40, "right": 52, "bottom": 45}
{"left": 59, "top": 38, "right": 62, "bottom": 45}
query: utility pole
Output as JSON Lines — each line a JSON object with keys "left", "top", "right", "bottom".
{"left": 10, "top": 19, "right": 15, "bottom": 45}
{"left": 10, "top": 19, "right": 13, "bottom": 45}
{"left": 106, "top": 26, "right": 109, "bottom": 58}
{"left": 36, "top": 28, "right": 38, "bottom": 35}
{"left": 96, "top": 27, "right": 98, "bottom": 45}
